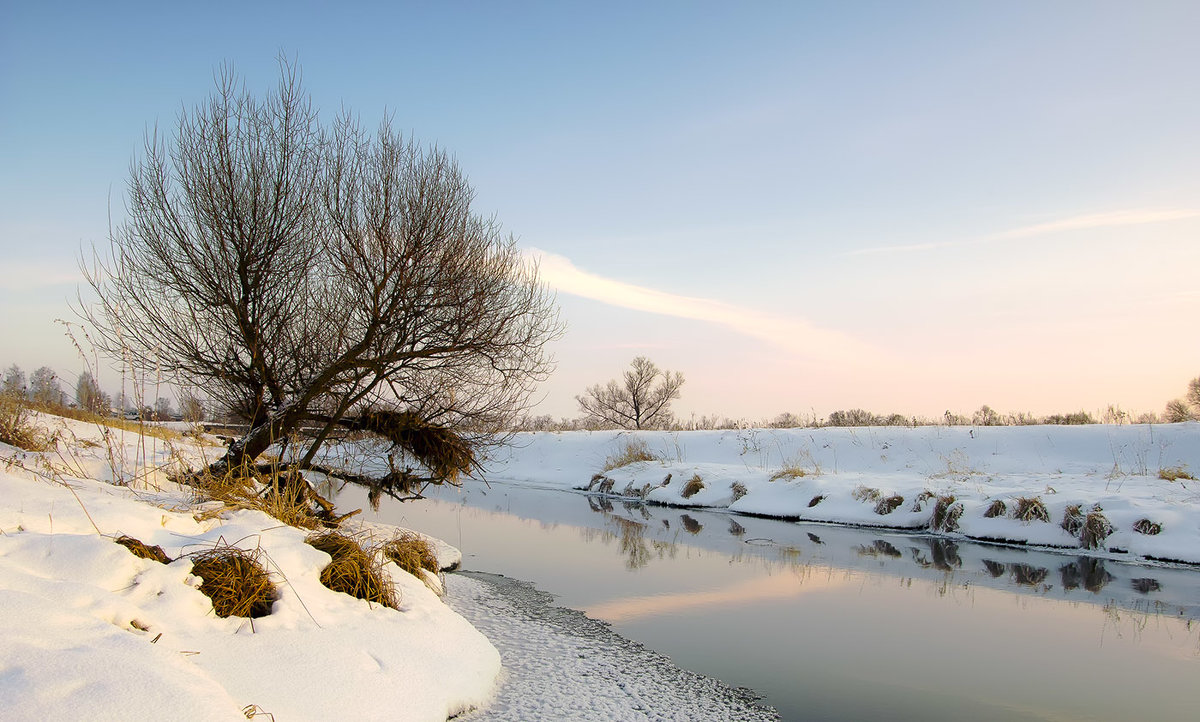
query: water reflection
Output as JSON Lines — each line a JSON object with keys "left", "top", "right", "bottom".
{"left": 568, "top": 490, "right": 1200, "bottom": 623}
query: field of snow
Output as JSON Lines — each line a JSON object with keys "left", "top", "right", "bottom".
{"left": 478, "top": 423, "right": 1200, "bottom": 565}
{"left": 0, "top": 414, "right": 498, "bottom": 721}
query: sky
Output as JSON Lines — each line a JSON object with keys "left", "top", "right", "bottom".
{"left": 2, "top": 1, "right": 1199, "bottom": 421}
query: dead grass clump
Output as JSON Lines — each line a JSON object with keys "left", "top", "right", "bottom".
{"left": 602, "top": 438, "right": 659, "bottom": 472}
{"left": 191, "top": 463, "right": 342, "bottom": 530}
{"left": 1158, "top": 466, "right": 1195, "bottom": 481}
{"left": 1013, "top": 496, "right": 1050, "bottom": 523}
{"left": 909, "top": 490, "right": 935, "bottom": 512}
{"left": 930, "top": 495, "right": 962, "bottom": 532}
{"left": 189, "top": 546, "right": 277, "bottom": 618}
{"left": 983, "top": 499, "right": 1007, "bottom": 518}
{"left": 851, "top": 485, "right": 882, "bottom": 503}
{"left": 874, "top": 494, "right": 904, "bottom": 515}
{"left": 681, "top": 474, "right": 705, "bottom": 499}
{"left": 730, "top": 481, "right": 748, "bottom": 502}
{"left": 807, "top": 494, "right": 826, "bottom": 507}
{"left": 382, "top": 531, "right": 440, "bottom": 578}
{"left": 1132, "top": 518, "right": 1162, "bottom": 535}
{"left": 0, "top": 396, "right": 55, "bottom": 451}
{"left": 769, "top": 465, "right": 806, "bottom": 482}
{"left": 115, "top": 535, "right": 172, "bottom": 564}
{"left": 306, "top": 531, "right": 398, "bottom": 609}
{"left": 1080, "top": 511, "right": 1113, "bottom": 549}
{"left": 1061, "top": 504, "right": 1084, "bottom": 536}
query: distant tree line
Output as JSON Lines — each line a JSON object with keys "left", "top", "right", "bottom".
{"left": 0, "top": 363, "right": 201, "bottom": 422}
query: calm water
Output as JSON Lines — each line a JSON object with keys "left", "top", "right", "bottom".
{"left": 338, "top": 480, "right": 1200, "bottom": 721}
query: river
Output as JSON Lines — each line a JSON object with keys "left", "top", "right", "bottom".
{"left": 337, "top": 479, "right": 1200, "bottom": 721}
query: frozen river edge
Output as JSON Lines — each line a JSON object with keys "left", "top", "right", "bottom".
{"left": 447, "top": 570, "right": 779, "bottom": 721}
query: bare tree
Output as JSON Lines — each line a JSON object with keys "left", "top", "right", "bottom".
{"left": 75, "top": 371, "right": 109, "bottom": 413}
{"left": 576, "top": 356, "right": 684, "bottom": 430}
{"left": 178, "top": 390, "right": 206, "bottom": 423}
{"left": 29, "top": 367, "right": 63, "bottom": 406}
{"left": 2, "top": 365, "right": 25, "bottom": 397}
{"left": 83, "top": 61, "right": 560, "bottom": 495}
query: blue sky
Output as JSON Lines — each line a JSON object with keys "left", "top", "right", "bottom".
{"left": 2, "top": 1, "right": 1199, "bottom": 420}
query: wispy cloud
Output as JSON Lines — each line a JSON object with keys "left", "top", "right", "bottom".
{"left": 526, "top": 248, "right": 876, "bottom": 362}
{"left": 850, "top": 208, "right": 1200, "bottom": 257}
{"left": 0, "top": 263, "right": 82, "bottom": 291}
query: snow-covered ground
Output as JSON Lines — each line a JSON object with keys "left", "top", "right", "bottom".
{"left": 477, "top": 424, "right": 1200, "bottom": 565}
{"left": 0, "top": 414, "right": 497, "bottom": 721}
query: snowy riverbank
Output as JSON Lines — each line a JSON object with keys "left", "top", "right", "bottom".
{"left": 477, "top": 424, "right": 1200, "bottom": 565}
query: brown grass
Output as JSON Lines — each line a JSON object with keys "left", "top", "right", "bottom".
{"left": 851, "top": 485, "right": 881, "bottom": 503}
{"left": 1158, "top": 466, "right": 1195, "bottom": 481}
{"left": 874, "top": 494, "right": 904, "bottom": 515}
{"left": 382, "top": 531, "right": 440, "bottom": 577}
{"left": 0, "top": 395, "right": 55, "bottom": 451}
{"left": 28, "top": 401, "right": 182, "bottom": 442}
{"left": 1061, "top": 504, "right": 1084, "bottom": 536}
{"left": 191, "top": 463, "right": 333, "bottom": 530}
{"left": 1132, "top": 518, "right": 1162, "bottom": 535}
{"left": 983, "top": 499, "right": 1007, "bottom": 518}
{"left": 730, "top": 481, "right": 748, "bottom": 502}
{"left": 189, "top": 545, "right": 277, "bottom": 618}
{"left": 307, "top": 531, "right": 398, "bottom": 609}
{"left": 930, "top": 495, "right": 962, "bottom": 532}
{"left": 354, "top": 410, "right": 474, "bottom": 481}
{"left": 602, "top": 438, "right": 659, "bottom": 471}
{"left": 115, "top": 535, "right": 171, "bottom": 564}
{"left": 769, "top": 465, "right": 807, "bottom": 482}
{"left": 807, "top": 494, "right": 826, "bottom": 507}
{"left": 1080, "top": 510, "right": 1113, "bottom": 549}
{"left": 681, "top": 474, "right": 705, "bottom": 499}
{"left": 1012, "top": 496, "right": 1050, "bottom": 523}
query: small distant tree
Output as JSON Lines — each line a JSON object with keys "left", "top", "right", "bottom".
{"left": 576, "top": 356, "right": 684, "bottom": 430}
{"left": 2, "top": 364, "right": 25, "bottom": 397}
{"left": 154, "top": 397, "right": 174, "bottom": 421}
{"left": 179, "top": 390, "right": 206, "bottom": 423}
{"left": 29, "top": 367, "right": 64, "bottom": 406}
{"left": 1164, "top": 376, "right": 1200, "bottom": 423}
{"left": 75, "top": 371, "right": 109, "bottom": 413}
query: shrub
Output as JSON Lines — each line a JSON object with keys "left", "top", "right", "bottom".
{"left": 1132, "top": 518, "right": 1162, "bottom": 535}
{"left": 306, "top": 531, "right": 398, "bottom": 609}
{"left": 189, "top": 545, "right": 277, "bottom": 618}
{"left": 983, "top": 499, "right": 1007, "bottom": 518}
{"left": 1158, "top": 466, "right": 1195, "bottom": 481}
{"left": 602, "top": 438, "right": 659, "bottom": 471}
{"left": 1012, "top": 496, "right": 1050, "bottom": 523}
{"left": 681, "top": 474, "right": 705, "bottom": 499}
{"left": 115, "top": 535, "right": 171, "bottom": 564}
{"left": 874, "top": 494, "right": 904, "bottom": 515}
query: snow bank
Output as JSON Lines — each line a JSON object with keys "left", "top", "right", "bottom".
{"left": 0, "top": 417, "right": 499, "bottom": 721}
{"left": 476, "top": 424, "right": 1200, "bottom": 565}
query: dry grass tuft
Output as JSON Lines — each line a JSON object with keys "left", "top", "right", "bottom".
{"left": 1061, "top": 504, "right": 1084, "bottom": 536}
{"left": 807, "top": 494, "right": 826, "bottom": 507}
{"left": 307, "top": 531, "right": 398, "bottom": 609}
{"left": 681, "top": 474, "right": 705, "bottom": 499}
{"left": 730, "top": 481, "right": 748, "bottom": 502}
{"left": 851, "top": 485, "right": 881, "bottom": 503}
{"left": 769, "top": 465, "right": 807, "bottom": 482}
{"left": 1158, "top": 466, "right": 1195, "bottom": 481}
{"left": 115, "top": 535, "right": 171, "bottom": 564}
{"left": 0, "top": 395, "right": 55, "bottom": 451}
{"left": 930, "top": 495, "right": 962, "bottom": 532}
{"left": 909, "top": 490, "right": 935, "bottom": 512}
{"left": 1080, "top": 510, "right": 1113, "bottom": 549}
{"left": 191, "top": 463, "right": 340, "bottom": 530}
{"left": 874, "top": 494, "right": 904, "bottom": 515}
{"left": 602, "top": 438, "right": 659, "bottom": 472}
{"left": 1012, "top": 496, "right": 1050, "bottom": 523}
{"left": 382, "top": 531, "right": 440, "bottom": 578}
{"left": 1132, "top": 518, "right": 1162, "bottom": 535}
{"left": 189, "top": 545, "right": 277, "bottom": 618}
{"left": 983, "top": 499, "right": 1007, "bottom": 518}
